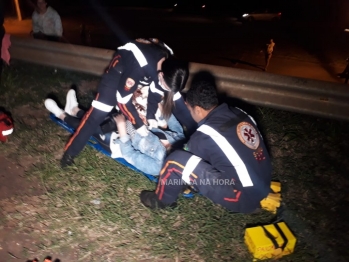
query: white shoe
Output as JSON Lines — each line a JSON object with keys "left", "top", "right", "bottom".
{"left": 45, "top": 99, "right": 64, "bottom": 118}
{"left": 64, "top": 89, "right": 79, "bottom": 116}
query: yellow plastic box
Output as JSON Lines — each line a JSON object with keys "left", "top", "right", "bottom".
{"left": 270, "top": 181, "right": 281, "bottom": 193}
{"left": 244, "top": 222, "right": 296, "bottom": 260}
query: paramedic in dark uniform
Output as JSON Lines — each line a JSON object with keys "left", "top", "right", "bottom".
{"left": 149, "top": 57, "right": 197, "bottom": 138}
{"left": 140, "top": 79, "right": 272, "bottom": 213}
{"left": 61, "top": 38, "right": 173, "bottom": 168}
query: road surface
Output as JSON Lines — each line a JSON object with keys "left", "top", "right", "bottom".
{"left": 4, "top": 7, "right": 348, "bottom": 84}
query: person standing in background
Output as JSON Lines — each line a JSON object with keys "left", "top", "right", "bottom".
{"left": 337, "top": 57, "right": 349, "bottom": 84}
{"left": 261, "top": 39, "right": 275, "bottom": 71}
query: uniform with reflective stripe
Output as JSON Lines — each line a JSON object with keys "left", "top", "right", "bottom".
{"left": 64, "top": 40, "right": 170, "bottom": 157}
{"left": 188, "top": 103, "right": 272, "bottom": 213}
{"left": 197, "top": 124, "right": 254, "bottom": 187}
{"left": 155, "top": 103, "right": 272, "bottom": 213}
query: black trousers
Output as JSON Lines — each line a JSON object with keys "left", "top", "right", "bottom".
{"left": 172, "top": 97, "right": 197, "bottom": 138}
{"left": 63, "top": 110, "right": 83, "bottom": 129}
{"left": 155, "top": 150, "right": 245, "bottom": 212}
{"left": 63, "top": 110, "right": 114, "bottom": 153}
{"left": 64, "top": 65, "right": 121, "bottom": 157}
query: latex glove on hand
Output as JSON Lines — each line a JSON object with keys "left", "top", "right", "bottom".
{"left": 147, "top": 119, "right": 158, "bottom": 130}
{"left": 136, "top": 125, "right": 149, "bottom": 137}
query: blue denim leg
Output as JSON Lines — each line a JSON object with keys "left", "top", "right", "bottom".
{"left": 151, "top": 114, "right": 185, "bottom": 145}
{"left": 112, "top": 115, "right": 185, "bottom": 176}
{"left": 116, "top": 133, "right": 166, "bottom": 176}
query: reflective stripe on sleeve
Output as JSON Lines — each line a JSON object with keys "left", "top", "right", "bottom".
{"left": 2, "top": 128, "right": 13, "bottom": 136}
{"left": 182, "top": 155, "right": 201, "bottom": 184}
{"left": 91, "top": 100, "right": 114, "bottom": 112}
{"left": 173, "top": 91, "right": 181, "bottom": 101}
{"left": 236, "top": 107, "right": 257, "bottom": 126}
{"left": 116, "top": 91, "right": 134, "bottom": 104}
{"left": 197, "top": 124, "right": 254, "bottom": 187}
{"left": 150, "top": 81, "right": 164, "bottom": 96}
{"left": 163, "top": 42, "right": 174, "bottom": 55}
{"left": 118, "top": 43, "right": 148, "bottom": 67}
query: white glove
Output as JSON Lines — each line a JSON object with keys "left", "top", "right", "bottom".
{"left": 157, "top": 118, "right": 167, "bottom": 129}
{"left": 136, "top": 125, "right": 149, "bottom": 137}
{"left": 147, "top": 119, "right": 158, "bottom": 130}
{"left": 155, "top": 108, "right": 167, "bottom": 128}
{"left": 110, "top": 132, "right": 122, "bottom": 158}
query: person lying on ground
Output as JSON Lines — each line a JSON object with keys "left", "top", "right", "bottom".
{"left": 113, "top": 113, "right": 184, "bottom": 175}
{"left": 45, "top": 89, "right": 185, "bottom": 175}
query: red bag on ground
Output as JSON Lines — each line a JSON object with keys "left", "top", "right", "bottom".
{"left": 0, "top": 111, "right": 14, "bottom": 142}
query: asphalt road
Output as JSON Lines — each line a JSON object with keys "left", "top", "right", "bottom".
{"left": 4, "top": 7, "right": 348, "bottom": 83}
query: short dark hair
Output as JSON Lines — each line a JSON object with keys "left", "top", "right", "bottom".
{"left": 186, "top": 80, "right": 218, "bottom": 110}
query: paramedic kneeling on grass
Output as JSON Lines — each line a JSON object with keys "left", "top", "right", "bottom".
{"left": 140, "top": 79, "right": 272, "bottom": 213}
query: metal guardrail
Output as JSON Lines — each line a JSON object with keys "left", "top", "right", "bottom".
{"left": 10, "top": 36, "right": 115, "bottom": 75}
{"left": 10, "top": 36, "right": 349, "bottom": 121}
{"left": 189, "top": 63, "right": 349, "bottom": 121}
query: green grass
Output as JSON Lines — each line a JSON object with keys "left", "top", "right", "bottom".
{"left": 1, "top": 61, "right": 349, "bottom": 261}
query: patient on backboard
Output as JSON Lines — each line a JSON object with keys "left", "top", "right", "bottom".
{"left": 45, "top": 88, "right": 185, "bottom": 176}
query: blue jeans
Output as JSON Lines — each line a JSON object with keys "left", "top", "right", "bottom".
{"left": 116, "top": 114, "right": 185, "bottom": 176}
{"left": 65, "top": 111, "right": 185, "bottom": 176}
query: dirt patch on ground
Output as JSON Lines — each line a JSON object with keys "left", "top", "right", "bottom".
{"left": 59, "top": 80, "right": 98, "bottom": 96}
{"left": 0, "top": 155, "right": 44, "bottom": 261}
{"left": 0, "top": 98, "right": 92, "bottom": 261}
{"left": 12, "top": 104, "right": 47, "bottom": 124}
{"left": 0, "top": 102, "right": 78, "bottom": 261}
{"left": 0, "top": 155, "right": 43, "bottom": 200}
{"left": 78, "top": 80, "right": 99, "bottom": 96}
{"left": 0, "top": 154, "right": 79, "bottom": 261}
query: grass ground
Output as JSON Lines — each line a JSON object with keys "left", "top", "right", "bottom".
{"left": 0, "top": 61, "right": 348, "bottom": 261}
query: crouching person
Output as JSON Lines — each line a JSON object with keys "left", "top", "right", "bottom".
{"left": 140, "top": 79, "right": 272, "bottom": 213}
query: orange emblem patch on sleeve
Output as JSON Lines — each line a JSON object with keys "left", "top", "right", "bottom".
{"left": 237, "top": 122, "right": 260, "bottom": 150}
{"left": 124, "top": 78, "right": 135, "bottom": 91}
